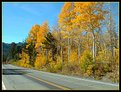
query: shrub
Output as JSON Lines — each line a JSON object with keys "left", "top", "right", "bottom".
{"left": 94, "top": 50, "right": 113, "bottom": 79}
{"left": 79, "top": 50, "right": 94, "bottom": 76}
{"left": 93, "top": 63, "right": 105, "bottom": 79}
{"left": 96, "top": 50, "right": 112, "bottom": 63}
{"left": 48, "top": 56, "right": 62, "bottom": 73}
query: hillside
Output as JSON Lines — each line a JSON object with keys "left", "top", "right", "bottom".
{"left": 2, "top": 42, "right": 23, "bottom": 61}
{"left": 2, "top": 42, "right": 11, "bottom": 59}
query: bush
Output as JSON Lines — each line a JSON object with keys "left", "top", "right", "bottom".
{"left": 93, "top": 63, "right": 105, "bottom": 79}
{"left": 104, "top": 72, "right": 119, "bottom": 83}
{"left": 96, "top": 50, "right": 112, "bottom": 63}
{"left": 48, "top": 61, "right": 62, "bottom": 73}
{"left": 79, "top": 50, "right": 94, "bottom": 76}
{"left": 94, "top": 50, "right": 113, "bottom": 79}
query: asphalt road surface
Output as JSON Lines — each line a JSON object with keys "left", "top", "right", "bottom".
{"left": 2, "top": 64, "right": 119, "bottom": 90}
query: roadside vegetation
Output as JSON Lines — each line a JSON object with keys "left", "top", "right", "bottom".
{"left": 3, "top": 2, "right": 119, "bottom": 83}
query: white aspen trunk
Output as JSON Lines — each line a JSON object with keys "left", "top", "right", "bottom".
{"left": 78, "top": 44, "right": 81, "bottom": 63}
{"left": 68, "top": 37, "right": 70, "bottom": 63}
{"left": 46, "top": 49, "right": 48, "bottom": 64}
{"left": 78, "top": 36, "right": 81, "bottom": 63}
{"left": 111, "top": 45, "right": 114, "bottom": 63}
{"left": 92, "top": 33, "right": 96, "bottom": 62}
{"left": 61, "top": 46, "right": 63, "bottom": 70}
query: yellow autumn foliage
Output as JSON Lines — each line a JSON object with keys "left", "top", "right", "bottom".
{"left": 34, "top": 54, "right": 46, "bottom": 69}
{"left": 114, "top": 48, "right": 119, "bottom": 64}
{"left": 86, "top": 65, "right": 93, "bottom": 76}
{"left": 80, "top": 50, "right": 93, "bottom": 75}
{"left": 70, "top": 51, "right": 78, "bottom": 64}
{"left": 96, "top": 50, "right": 112, "bottom": 63}
{"left": 58, "top": 2, "right": 75, "bottom": 32}
{"left": 73, "top": 2, "right": 107, "bottom": 32}
{"left": 35, "top": 21, "right": 49, "bottom": 49}
{"left": 14, "top": 50, "right": 32, "bottom": 68}
{"left": 49, "top": 61, "right": 62, "bottom": 73}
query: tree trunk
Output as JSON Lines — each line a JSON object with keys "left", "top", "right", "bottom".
{"left": 92, "top": 32, "right": 96, "bottom": 62}
{"left": 78, "top": 36, "right": 81, "bottom": 63}
{"left": 110, "top": 33, "right": 115, "bottom": 63}
{"left": 68, "top": 37, "right": 69, "bottom": 63}
{"left": 68, "top": 37, "right": 70, "bottom": 63}
{"left": 111, "top": 45, "right": 114, "bottom": 63}
{"left": 78, "top": 44, "right": 81, "bottom": 63}
{"left": 46, "top": 49, "right": 48, "bottom": 64}
{"left": 61, "top": 46, "right": 63, "bottom": 70}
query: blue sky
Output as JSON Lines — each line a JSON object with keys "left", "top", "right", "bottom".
{"left": 2, "top": 2, "right": 119, "bottom": 43}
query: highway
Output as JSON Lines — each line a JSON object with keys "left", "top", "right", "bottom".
{"left": 2, "top": 64, "right": 119, "bottom": 90}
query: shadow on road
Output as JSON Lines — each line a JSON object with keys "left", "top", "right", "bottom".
{"left": 2, "top": 69, "right": 29, "bottom": 75}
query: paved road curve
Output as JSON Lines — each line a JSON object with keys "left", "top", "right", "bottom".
{"left": 2, "top": 64, "right": 119, "bottom": 90}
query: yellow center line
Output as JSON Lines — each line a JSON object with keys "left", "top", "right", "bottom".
{"left": 11, "top": 69, "right": 71, "bottom": 90}
{"left": 25, "top": 74, "right": 71, "bottom": 90}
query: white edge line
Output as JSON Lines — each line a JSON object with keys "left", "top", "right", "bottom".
{"left": 2, "top": 81, "right": 6, "bottom": 90}
{"left": 39, "top": 71, "right": 119, "bottom": 87}
{"left": 60, "top": 75, "right": 119, "bottom": 86}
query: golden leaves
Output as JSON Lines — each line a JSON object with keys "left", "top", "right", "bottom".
{"left": 58, "top": 2, "right": 75, "bottom": 32}
{"left": 26, "top": 38, "right": 31, "bottom": 44}
{"left": 34, "top": 54, "right": 46, "bottom": 69}
{"left": 26, "top": 24, "right": 40, "bottom": 46}
{"left": 35, "top": 21, "right": 49, "bottom": 49}
{"left": 26, "top": 21, "right": 49, "bottom": 49}
{"left": 70, "top": 50, "right": 78, "bottom": 64}
{"left": 73, "top": 2, "right": 106, "bottom": 32}
{"left": 58, "top": 2, "right": 106, "bottom": 35}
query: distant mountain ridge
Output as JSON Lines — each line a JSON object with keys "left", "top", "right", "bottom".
{"left": 2, "top": 42, "right": 24, "bottom": 61}
{"left": 2, "top": 42, "right": 11, "bottom": 58}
